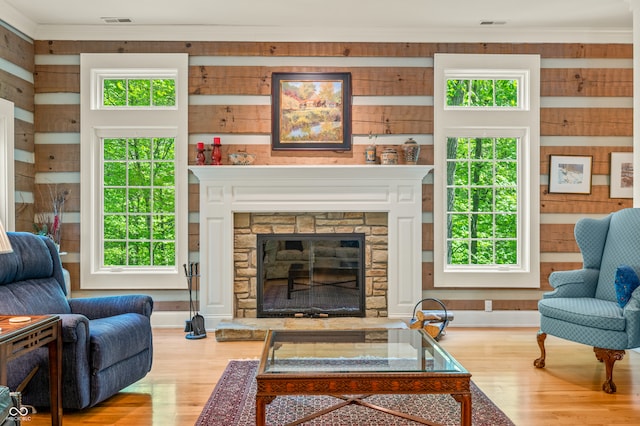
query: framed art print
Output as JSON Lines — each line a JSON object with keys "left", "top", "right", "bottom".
{"left": 271, "top": 72, "right": 352, "bottom": 151}
{"left": 610, "top": 152, "right": 633, "bottom": 198}
{"left": 548, "top": 155, "right": 592, "bottom": 194}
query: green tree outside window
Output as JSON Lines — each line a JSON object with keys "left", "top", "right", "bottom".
{"left": 103, "top": 78, "right": 176, "bottom": 107}
{"left": 445, "top": 78, "right": 519, "bottom": 266}
{"left": 102, "top": 137, "right": 176, "bottom": 267}
{"left": 446, "top": 79, "right": 518, "bottom": 107}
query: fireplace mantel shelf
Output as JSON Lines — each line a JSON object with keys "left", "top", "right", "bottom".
{"left": 190, "top": 164, "right": 433, "bottom": 180}
{"left": 190, "top": 164, "right": 434, "bottom": 325}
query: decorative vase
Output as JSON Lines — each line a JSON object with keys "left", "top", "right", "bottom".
{"left": 402, "top": 138, "right": 420, "bottom": 165}
{"left": 365, "top": 145, "right": 377, "bottom": 164}
{"left": 380, "top": 147, "right": 398, "bottom": 165}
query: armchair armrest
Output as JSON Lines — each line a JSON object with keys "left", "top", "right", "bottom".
{"left": 544, "top": 268, "right": 599, "bottom": 299}
{"left": 68, "top": 295, "right": 153, "bottom": 320}
{"left": 57, "top": 313, "right": 90, "bottom": 344}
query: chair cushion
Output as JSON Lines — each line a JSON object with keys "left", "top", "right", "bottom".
{"left": 89, "top": 313, "right": 152, "bottom": 372}
{"left": 595, "top": 209, "right": 640, "bottom": 302}
{"left": 0, "top": 233, "right": 53, "bottom": 285}
{"left": 538, "top": 297, "right": 625, "bottom": 331}
{"left": 614, "top": 265, "right": 640, "bottom": 308}
{"left": 0, "top": 280, "right": 71, "bottom": 315}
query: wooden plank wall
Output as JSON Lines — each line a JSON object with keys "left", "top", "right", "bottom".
{"left": 0, "top": 24, "right": 35, "bottom": 231}
{"left": 26, "top": 40, "right": 633, "bottom": 314}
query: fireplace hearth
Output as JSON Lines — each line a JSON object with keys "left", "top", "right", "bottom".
{"left": 257, "top": 233, "right": 365, "bottom": 317}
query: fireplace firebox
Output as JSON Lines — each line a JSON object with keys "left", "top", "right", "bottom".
{"left": 257, "top": 233, "right": 366, "bottom": 317}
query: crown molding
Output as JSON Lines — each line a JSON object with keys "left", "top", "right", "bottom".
{"left": 0, "top": 1, "right": 36, "bottom": 39}
{"left": 24, "top": 24, "right": 632, "bottom": 44}
{"left": 0, "top": 1, "right": 633, "bottom": 45}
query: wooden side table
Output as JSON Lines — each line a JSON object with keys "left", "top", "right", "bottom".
{"left": 0, "top": 315, "right": 63, "bottom": 426}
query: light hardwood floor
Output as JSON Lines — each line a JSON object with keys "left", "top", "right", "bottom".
{"left": 25, "top": 327, "right": 640, "bottom": 425}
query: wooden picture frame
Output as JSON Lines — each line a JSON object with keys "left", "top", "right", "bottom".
{"left": 548, "top": 155, "right": 592, "bottom": 194}
{"left": 610, "top": 152, "right": 633, "bottom": 198}
{"left": 271, "top": 72, "right": 352, "bottom": 151}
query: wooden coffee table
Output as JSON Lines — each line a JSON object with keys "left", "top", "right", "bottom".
{"left": 256, "top": 329, "right": 471, "bottom": 426}
{"left": 0, "top": 315, "right": 63, "bottom": 426}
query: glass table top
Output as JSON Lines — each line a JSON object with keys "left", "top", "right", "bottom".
{"left": 260, "top": 329, "right": 467, "bottom": 375}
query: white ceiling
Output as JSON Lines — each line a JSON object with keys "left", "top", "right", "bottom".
{"left": 0, "top": 0, "right": 634, "bottom": 42}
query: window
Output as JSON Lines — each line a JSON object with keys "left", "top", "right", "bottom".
{"left": 81, "top": 54, "right": 188, "bottom": 289}
{"left": 433, "top": 54, "right": 540, "bottom": 288}
{"left": 103, "top": 137, "right": 176, "bottom": 267}
{"left": 101, "top": 77, "right": 176, "bottom": 107}
{"left": 446, "top": 78, "right": 519, "bottom": 108}
{"left": 446, "top": 136, "right": 518, "bottom": 266}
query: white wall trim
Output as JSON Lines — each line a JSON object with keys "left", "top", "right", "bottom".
{"left": 150, "top": 311, "right": 191, "bottom": 329}
{"left": 80, "top": 53, "right": 189, "bottom": 290}
{"left": 0, "top": 98, "right": 15, "bottom": 230}
{"left": 445, "top": 310, "right": 541, "bottom": 328}
{"left": 24, "top": 25, "right": 632, "bottom": 44}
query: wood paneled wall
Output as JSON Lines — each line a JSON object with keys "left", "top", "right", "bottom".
{"left": 26, "top": 39, "right": 634, "bottom": 314}
{"left": 0, "top": 24, "right": 35, "bottom": 231}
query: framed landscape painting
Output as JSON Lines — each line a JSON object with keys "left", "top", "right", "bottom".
{"left": 610, "top": 152, "right": 633, "bottom": 198}
{"left": 271, "top": 72, "right": 352, "bottom": 151}
{"left": 548, "top": 155, "right": 593, "bottom": 194}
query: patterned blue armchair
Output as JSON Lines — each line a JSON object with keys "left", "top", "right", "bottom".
{"left": 0, "top": 232, "right": 153, "bottom": 409}
{"left": 535, "top": 208, "right": 640, "bottom": 393}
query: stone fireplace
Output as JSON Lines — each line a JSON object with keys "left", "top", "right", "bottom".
{"left": 190, "top": 165, "right": 433, "bottom": 327}
{"left": 236, "top": 213, "right": 385, "bottom": 318}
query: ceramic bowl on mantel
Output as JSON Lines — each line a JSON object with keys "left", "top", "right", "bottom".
{"left": 228, "top": 152, "right": 256, "bottom": 165}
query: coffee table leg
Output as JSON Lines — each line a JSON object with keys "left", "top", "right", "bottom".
{"left": 256, "top": 396, "right": 267, "bottom": 426}
{"left": 453, "top": 393, "right": 472, "bottom": 426}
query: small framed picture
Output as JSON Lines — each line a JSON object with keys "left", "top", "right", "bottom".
{"left": 548, "top": 155, "right": 592, "bottom": 194}
{"left": 610, "top": 152, "right": 633, "bottom": 198}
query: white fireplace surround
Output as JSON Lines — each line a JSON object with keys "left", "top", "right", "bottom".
{"left": 190, "top": 165, "right": 433, "bottom": 326}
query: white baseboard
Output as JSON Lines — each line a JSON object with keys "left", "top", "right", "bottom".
{"left": 150, "top": 311, "right": 192, "bottom": 328}
{"left": 447, "top": 310, "right": 541, "bottom": 328}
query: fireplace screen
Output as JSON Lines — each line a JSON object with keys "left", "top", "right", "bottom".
{"left": 257, "top": 233, "right": 365, "bottom": 317}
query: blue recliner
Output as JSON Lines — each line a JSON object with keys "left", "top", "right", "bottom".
{"left": 0, "top": 232, "right": 153, "bottom": 409}
{"left": 535, "top": 208, "right": 640, "bottom": 393}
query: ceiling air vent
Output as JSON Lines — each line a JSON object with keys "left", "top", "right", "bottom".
{"left": 480, "top": 20, "right": 507, "bottom": 25}
{"left": 101, "top": 17, "right": 133, "bottom": 24}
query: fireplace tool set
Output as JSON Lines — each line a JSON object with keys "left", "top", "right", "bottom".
{"left": 183, "top": 262, "right": 207, "bottom": 340}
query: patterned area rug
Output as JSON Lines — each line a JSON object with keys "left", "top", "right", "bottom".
{"left": 195, "top": 360, "right": 515, "bottom": 426}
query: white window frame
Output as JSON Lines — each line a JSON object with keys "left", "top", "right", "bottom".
{"left": 80, "top": 53, "right": 188, "bottom": 289}
{"left": 0, "top": 98, "right": 15, "bottom": 230}
{"left": 433, "top": 53, "right": 540, "bottom": 288}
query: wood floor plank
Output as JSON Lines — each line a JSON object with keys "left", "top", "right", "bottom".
{"left": 24, "top": 327, "right": 640, "bottom": 425}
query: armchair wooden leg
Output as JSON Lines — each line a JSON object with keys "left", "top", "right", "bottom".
{"left": 533, "top": 331, "right": 547, "bottom": 368}
{"left": 593, "top": 347, "right": 625, "bottom": 393}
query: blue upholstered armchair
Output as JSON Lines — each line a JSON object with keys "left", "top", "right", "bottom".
{"left": 0, "top": 232, "right": 153, "bottom": 409}
{"left": 535, "top": 208, "right": 640, "bottom": 393}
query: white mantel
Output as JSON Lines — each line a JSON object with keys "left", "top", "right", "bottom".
{"left": 189, "top": 165, "right": 433, "bottom": 325}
